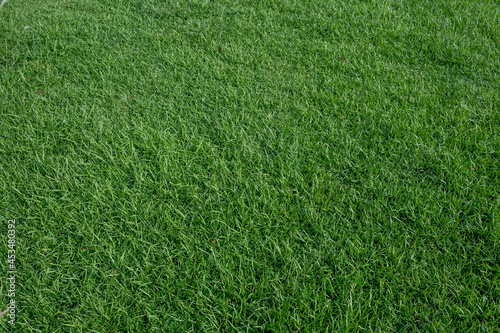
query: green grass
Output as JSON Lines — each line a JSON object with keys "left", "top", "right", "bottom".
{"left": 1, "top": 0, "right": 499, "bottom": 331}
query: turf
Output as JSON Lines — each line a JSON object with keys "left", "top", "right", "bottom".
{"left": 1, "top": 0, "right": 499, "bottom": 331}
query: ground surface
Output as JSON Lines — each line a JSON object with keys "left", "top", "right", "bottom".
{"left": 1, "top": 0, "right": 499, "bottom": 331}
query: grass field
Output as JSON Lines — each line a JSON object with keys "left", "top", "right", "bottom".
{"left": 1, "top": 0, "right": 499, "bottom": 331}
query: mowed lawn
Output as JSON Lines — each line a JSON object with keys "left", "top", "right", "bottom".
{"left": 1, "top": 0, "right": 499, "bottom": 331}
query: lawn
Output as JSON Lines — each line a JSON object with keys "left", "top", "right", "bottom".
{"left": 1, "top": 0, "right": 499, "bottom": 331}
